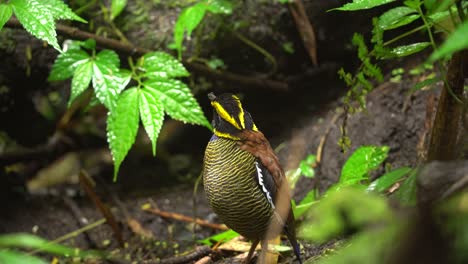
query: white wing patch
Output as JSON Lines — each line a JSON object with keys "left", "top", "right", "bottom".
{"left": 255, "top": 161, "right": 275, "bottom": 209}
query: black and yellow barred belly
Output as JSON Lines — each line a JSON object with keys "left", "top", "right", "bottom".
{"left": 203, "top": 136, "right": 274, "bottom": 240}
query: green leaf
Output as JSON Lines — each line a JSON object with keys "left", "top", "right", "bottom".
{"left": 0, "top": 250, "right": 47, "bottom": 264}
{"left": 173, "top": 2, "right": 207, "bottom": 58}
{"left": 408, "top": 75, "right": 440, "bottom": 94}
{"left": 10, "top": 0, "right": 61, "bottom": 52}
{"left": 367, "top": 167, "right": 412, "bottom": 193}
{"left": 48, "top": 50, "right": 91, "bottom": 81}
{"left": 107, "top": 88, "right": 140, "bottom": 181}
{"left": 394, "top": 168, "right": 418, "bottom": 206}
{"left": 69, "top": 60, "right": 93, "bottom": 105}
{"left": 205, "top": 0, "right": 233, "bottom": 14}
{"left": 199, "top": 229, "right": 239, "bottom": 246}
{"left": 81, "top": 39, "right": 96, "bottom": 50}
{"left": 299, "top": 187, "right": 392, "bottom": 243}
{"left": 332, "top": 0, "right": 396, "bottom": 11}
{"left": 141, "top": 51, "right": 189, "bottom": 79}
{"left": 299, "top": 154, "right": 316, "bottom": 178}
{"left": 378, "top": 7, "right": 419, "bottom": 30}
{"left": 92, "top": 50, "right": 121, "bottom": 110}
{"left": 294, "top": 190, "right": 317, "bottom": 218}
{"left": 143, "top": 79, "right": 211, "bottom": 128}
{"left": 139, "top": 88, "right": 164, "bottom": 156}
{"left": 41, "top": 0, "right": 86, "bottom": 23}
{"left": 0, "top": 233, "right": 100, "bottom": 258}
{"left": 429, "top": 21, "right": 468, "bottom": 62}
{"left": 111, "top": 0, "right": 127, "bottom": 20}
{"left": 340, "top": 145, "right": 390, "bottom": 185}
{"left": 0, "top": 4, "right": 13, "bottom": 31}
{"left": 385, "top": 42, "right": 431, "bottom": 58}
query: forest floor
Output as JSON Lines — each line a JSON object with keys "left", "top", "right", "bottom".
{"left": 0, "top": 63, "right": 439, "bottom": 263}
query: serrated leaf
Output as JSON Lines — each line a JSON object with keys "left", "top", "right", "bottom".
{"left": 378, "top": 7, "right": 419, "bottom": 30}
{"left": 408, "top": 75, "right": 440, "bottom": 93}
{"left": 10, "top": 0, "right": 61, "bottom": 52}
{"left": 95, "top": 50, "right": 120, "bottom": 72}
{"left": 340, "top": 146, "right": 389, "bottom": 185}
{"left": 332, "top": 0, "right": 396, "bottom": 11}
{"left": 367, "top": 167, "right": 412, "bottom": 193}
{"left": 141, "top": 51, "right": 189, "bottom": 79}
{"left": 139, "top": 88, "right": 164, "bottom": 156}
{"left": 48, "top": 50, "right": 91, "bottom": 81}
{"left": 205, "top": 0, "right": 233, "bottom": 14}
{"left": 92, "top": 64, "right": 122, "bottom": 111}
{"left": 143, "top": 79, "right": 211, "bottom": 128}
{"left": 0, "top": 250, "right": 47, "bottom": 264}
{"left": 429, "top": 21, "right": 468, "bottom": 62}
{"left": 0, "top": 4, "right": 13, "bottom": 31}
{"left": 173, "top": 2, "right": 207, "bottom": 58}
{"left": 69, "top": 60, "right": 92, "bottom": 106}
{"left": 41, "top": 0, "right": 86, "bottom": 23}
{"left": 111, "top": 0, "right": 127, "bottom": 20}
{"left": 385, "top": 42, "right": 430, "bottom": 58}
{"left": 107, "top": 88, "right": 140, "bottom": 181}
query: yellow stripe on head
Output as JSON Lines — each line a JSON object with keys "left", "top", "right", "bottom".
{"left": 213, "top": 128, "right": 240, "bottom": 140}
{"left": 211, "top": 101, "right": 242, "bottom": 130}
{"left": 232, "top": 95, "right": 246, "bottom": 129}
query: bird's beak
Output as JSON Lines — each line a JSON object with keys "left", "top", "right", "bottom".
{"left": 208, "top": 92, "right": 217, "bottom": 101}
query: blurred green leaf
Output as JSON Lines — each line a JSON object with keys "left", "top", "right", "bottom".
{"left": 111, "top": 0, "right": 127, "bottom": 20}
{"left": 173, "top": 3, "right": 207, "bottom": 59}
{"left": 408, "top": 75, "right": 440, "bottom": 94}
{"left": 332, "top": 0, "right": 396, "bottom": 11}
{"left": 0, "top": 250, "right": 47, "bottom": 264}
{"left": 299, "top": 187, "right": 392, "bottom": 243}
{"left": 378, "top": 7, "right": 418, "bottom": 30}
{"left": 0, "top": 233, "right": 101, "bottom": 258}
{"left": 48, "top": 50, "right": 91, "bottom": 81}
{"left": 141, "top": 52, "right": 189, "bottom": 79}
{"left": 199, "top": 229, "right": 239, "bottom": 246}
{"left": 387, "top": 42, "right": 431, "bottom": 58}
{"left": 107, "top": 88, "right": 140, "bottom": 181}
{"left": 0, "top": 4, "right": 13, "bottom": 31}
{"left": 205, "top": 0, "right": 233, "bottom": 14}
{"left": 429, "top": 21, "right": 468, "bottom": 62}
{"left": 394, "top": 168, "right": 418, "bottom": 206}
{"left": 80, "top": 39, "right": 96, "bottom": 50}
{"left": 340, "top": 145, "right": 389, "bottom": 185}
{"left": 294, "top": 190, "right": 317, "bottom": 218}
{"left": 299, "top": 154, "right": 316, "bottom": 178}
{"left": 143, "top": 79, "right": 211, "bottom": 128}
{"left": 139, "top": 88, "right": 164, "bottom": 156}
{"left": 10, "top": 0, "right": 60, "bottom": 51}
{"left": 367, "top": 167, "right": 412, "bottom": 193}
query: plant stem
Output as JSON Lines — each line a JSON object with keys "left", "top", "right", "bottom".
{"left": 417, "top": 4, "right": 437, "bottom": 50}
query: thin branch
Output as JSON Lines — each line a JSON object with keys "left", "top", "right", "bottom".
{"left": 5, "top": 18, "right": 289, "bottom": 92}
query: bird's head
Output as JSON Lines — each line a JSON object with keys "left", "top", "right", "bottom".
{"left": 208, "top": 92, "right": 258, "bottom": 140}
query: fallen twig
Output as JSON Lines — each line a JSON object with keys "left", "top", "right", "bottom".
{"left": 288, "top": 0, "right": 318, "bottom": 66}
{"left": 143, "top": 207, "right": 228, "bottom": 231}
{"left": 316, "top": 111, "right": 341, "bottom": 164}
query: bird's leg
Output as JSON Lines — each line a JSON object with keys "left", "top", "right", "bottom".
{"left": 258, "top": 240, "right": 270, "bottom": 264}
{"left": 244, "top": 239, "right": 260, "bottom": 264}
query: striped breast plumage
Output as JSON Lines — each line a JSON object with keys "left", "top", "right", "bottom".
{"left": 203, "top": 136, "right": 274, "bottom": 240}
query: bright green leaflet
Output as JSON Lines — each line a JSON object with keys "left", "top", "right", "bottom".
{"left": 139, "top": 88, "right": 165, "bottom": 156}
{"left": 111, "top": 0, "right": 127, "bottom": 20}
{"left": 107, "top": 88, "right": 140, "bottom": 181}
{"left": 367, "top": 167, "right": 412, "bottom": 193}
{"left": 10, "top": 0, "right": 60, "bottom": 51}
{"left": 41, "top": 0, "right": 86, "bottom": 23}
{"left": 141, "top": 52, "right": 189, "bottom": 79}
{"left": 0, "top": 4, "right": 12, "bottom": 31}
{"left": 385, "top": 42, "right": 431, "bottom": 58}
{"left": 340, "top": 145, "right": 389, "bottom": 185}
{"left": 70, "top": 60, "right": 93, "bottom": 105}
{"left": 143, "top": 79, "right": 211, "bottom": 128}
{"left": 199, "top": 229, "right": 239, "bottom": 246}
{"left": 332, "top": 0, "right": 396, "bottom": 11}
{"left": 173, "top": 2, "right": 207, "bottom": 59}
{"left": 48, "top": 50, "right": 91, "bottom": 81}
{"left": 92, "top": 50, "right": 121, "bottom": 110}
{"left": 429, "top": 21, "right": 468, "bottom": 62}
